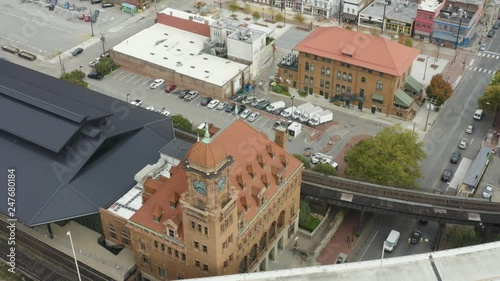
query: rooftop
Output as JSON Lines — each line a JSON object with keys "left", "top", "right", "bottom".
{"left": 435, "top": 4, "right": 476, "bottom": 24}
{"left": 360, "top": 0, "right": 419, "bottom": 23}
{"left": 210, "top": 17, "right": 242, "bottom": 30}
{"left": 227, "top": 27, "right": 266, "bottom": 43}
{"left": 247, "top": 23, "right": 275, "bottom": 37}
{"left": 418, "top": 0, "right": 444, "bottom": 12}
{"left": 463, "top": 147, "right": 492, "bottom": 188}
{"left": 158, "top": 7, "right": 215, "bottom": 25}
{"left": 112, "top": 24, "right": 248, "bottom": 87}
{"left": 0, "top": 60, "right": 175, "bottom": 226}
{"left": 294, "top": 27, "right": 420, "bottom": 76}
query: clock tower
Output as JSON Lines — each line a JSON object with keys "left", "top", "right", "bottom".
{"left": 180, "top": 124, "right": 239, "bottom": 276}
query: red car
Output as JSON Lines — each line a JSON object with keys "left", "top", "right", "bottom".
{"left": 165, "top": 85, "right": 177, "bottom": 93}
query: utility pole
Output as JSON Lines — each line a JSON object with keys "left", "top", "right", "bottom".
{"left": 57, "top": 50, "right": 65, "bottom": 76}
{"left": 454, "top": 10, "right": 465, "bottom": 50}
{"left": 89, "top": 9, "right": 95, "bottom": 37}
{"left": 423, "top": 57, "right": 429, "bottom": 80}
{"left": 339, "top": 0, "right": 343, "bottom": 24}
{"left": 424, "top": 97, "right": 435, "bottom": 132}
{"left": 100, "top": 33, "right": 106, "bottom": 54}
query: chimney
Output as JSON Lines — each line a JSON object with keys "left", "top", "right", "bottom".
{"left": 274, "top": 126, "right": 287, "bottom": 149}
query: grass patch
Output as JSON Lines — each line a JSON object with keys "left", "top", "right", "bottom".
{"left": 300, "top": 216, "right": 321, "bottom": 232}
{"left": 0, "top": 263, "right": 26, "bottom": 281}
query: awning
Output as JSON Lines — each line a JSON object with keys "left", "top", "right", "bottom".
{"left": 372, "top": 94, "right": 384, "bottom": 102}
{"left": 405, "top": 76, "right": 423, "bottom": 93}
{"left": 343, "top": 14, "right": 357, "bottom": 22}
{"left": 394, "top": 89, "right": 413, "bottom": 108}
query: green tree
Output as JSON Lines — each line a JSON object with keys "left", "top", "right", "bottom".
{"left": 252, "top": 11, "right": 261, "bottom": 22}
{"left": 293, "top": 13, "right": 305, "bottom": 24}
{"left": 478, "top": 84, "right": 500, "bottom": 114}
{"left": 60, "top": 69, "right": 88, "bottom": 88}
{"left": 94, "top": 57, "right": 118, "bottom": 76}
{"left": 298, "top": 199, "right": 311, "bottom": 226}
{"left": 292, "top": 153, "right": 310, "bottom": 169}
{"left": 243, "top": 3, "right": 252, "bottom": 14}
{"left": 445, "top": 225, "right": 481, "bottom": 249}
{"left": 228, "top": 0, "right": 239, "bottom": 14}
{"left": 426, "top": 74, "right": 453, "bottom": 106}
{"left": 403, "top": 38, "right": 413, "bottom": 47}
{"left": 312, "top": 163, "right": 337, "bottom": 176}
{"left": 344, "top": 25, "right": 353, "bottom": 30}
{"left": 490, "top": 71, "right": 500, "bottom": 86}
{"left": 275, "top": 13, "right": 284, "bottom": 22}
{"left": 344, "top": 125, "right": 426, "bottom": 189}
{"left": 171, "top": 115, "right": 193, "bottom": 133}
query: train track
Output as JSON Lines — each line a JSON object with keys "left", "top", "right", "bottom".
{"left": 0, "top": 220, "right": 113, "bottom": 281}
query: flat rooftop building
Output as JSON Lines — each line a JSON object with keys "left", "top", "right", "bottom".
{"left": 359, "top": 0, "right": 419, "bottom": 35}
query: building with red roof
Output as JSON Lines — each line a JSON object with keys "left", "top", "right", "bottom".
{"left": 100, "top": 120, "right": 303, "bottom": 280}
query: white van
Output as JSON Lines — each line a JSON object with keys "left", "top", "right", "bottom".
{"left": 266, "top": 101, "right": 286, "bottom": 112}
{"left": 473, "top": 109, "right": 483, "bottom": 120}
{"left": 384, "top": 230, "right": 400, "bottom": 252}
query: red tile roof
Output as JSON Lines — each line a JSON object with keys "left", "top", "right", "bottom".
{"left": 294, "top": 27, "right": 420, "bottom": 77}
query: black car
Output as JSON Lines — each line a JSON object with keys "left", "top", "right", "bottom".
{"left": 450, "top": 151, "right": 462, "bottom": 164}
{"left": 273, "top": 108, "right": 285, "bottom": 115}
{"left": 200, "top": 97, "right": 213, "bottom": 106}
{"left": 409, "top": 230, "right": 422, "bottom": 244}
{"left": 225, "top": 103, "right": 236, "bottom": 113}
{"left": 231, "top": 94, "right": 247, "bottom": 102}
{"left": 488, "top": 29, "right": 496, "bottom": 37}
{"left": 87, "top": 72, "right": 103, "bottom": 80}
{"left": 237, "top": 105, "right": 246, "bottom": 114}
{"left": 493, "top": 21, "right": 500, "bottom": 29}
{"left": 91, "top": 0, "right": 102, "bottom": 4}
{"left": 441, "top": 168, "right": 453, "bottom": 182}
{"left": 255, "top": 101, "right": 271, "bottom": 110}
{"left": 101, "top": 2, "right": 114, "bottom": 8}
{"left": 178, "top": 90, "right": 190, "bottom": 99}
{"left": 71, "top": 48, "right": 83, "bottom": 56}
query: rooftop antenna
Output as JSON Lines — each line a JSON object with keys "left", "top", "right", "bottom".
{"left": 234, "top": 101, "right": 239, "bottom": 119}
{"left": 202, "top": 118, "right": 211, "bottom": 144}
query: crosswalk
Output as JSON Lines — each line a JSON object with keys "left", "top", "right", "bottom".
{"left": 477, "top": 52, "right": 500, "bottom": 59}
{"left": 470, "top": 67, "right": 495, "bottom": 74}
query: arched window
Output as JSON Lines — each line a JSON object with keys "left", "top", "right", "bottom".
{"left": 348, "top": 74, "right": 352, "bottom": 82}
{"left": 321, "top": 66, "right": 325, "bottom": 75}
{"left": 108, "top": 223, "right": 116, "bottom": 239}
{"left": 342, "top": 72, "right": 347, "bottom": 81}
{"left": 121, "top": 228, "right": 130, "bottom": 245}
{"left": 361, "top": 77, "right": 366, "bottom": 83}
{"left": 305, "top": 62, "right": 309, "bottom": 71}
{"left": 337, "top": 70, "right": 341, "bottom": 80}
{"left": 326, "top": 68, "right": 331, "bottom": 76}
{"left": 376, "top": 80, "right": 383, "bottom": 91}
{"left": 310, "top": 63, "right": 315, "bottom": 72}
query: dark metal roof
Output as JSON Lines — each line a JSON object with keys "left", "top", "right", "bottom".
{"left": 463, "top": 147, "right": 492, "bottom": 188}
{"left": 159, "top": 138, "right": 192, "bottom": 160}
{"left": 0, "top": 60, "right": 176, "bottom": 226}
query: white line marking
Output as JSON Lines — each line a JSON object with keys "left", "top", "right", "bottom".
{"left": 126, "top": 74, "right": 137, "bottom": 82}
{"left": 470, "top": 139, "right": 473, "bottom": 146}
{"left": 496, "top": 56, "right": 500, "bottom": 59}
{"left": 132, "top": 77, "right": 144, "bottom": 84}
{"left": 111, "top": 70, "right": 124, "bottom": 79}
{"left": 487, "top": 54, "right": 491, "bottom": 58}
{"left": 141, "top": 80, "right": 150, "bottom": 86}
{"left": 359, "top": 230, "right": 379, "bottom": 261}
{"left": 469, "top": 59, "right": 474, "bottom": 66}
{"left": 474, "top": 67, "right": 478, "bottom": 71}
{"left": 489, "top": 70, "right": 493, "bottom": 74}
{"left": 119, "top": 73, "right": 132, "bottom": 81}
{"left": 484, "top": 69, "right": 488, "bottom": 73}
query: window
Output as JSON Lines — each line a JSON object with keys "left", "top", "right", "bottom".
{"left": 203, "top": 264, "right": 209, "bottom": 272}
{"left": 327, "top": 59, "right": 332, "bottom": 63}
{"left": 325, "top": 81, "right": 330, "bottom": 89}
{"left": 304, "top": 75, "right": 309, "bottom": 84}
{"left": 310, "top": 64, "right": 315, "bottom": 72}
{"left": 175, "top": 250, "right": 179, "bottom": 258}
{"left": 198, "top": 224, "right": 202, "bottom": 232}
{"left": 341, "top": 85, "right": 346, "bottom": 94}
{"left": 288, "top": 71, "right": 293, "bottom": 78}
{"left": 140, "top": 242, "right": 146, "bottom": 251}
{"left": 337, "top": 70, "right": 341, "bottom": 80}
{"left": 348, "top": 74, "right": 352, "bottom": 82}
{"left": 326, "top": 68, "right": 331, "bottom": 76}
{"left": 346, "top": 63, "right": 351, "bottom": 68}
{"left": 361, "top": 77, "right": 366, "bottom": 83}
{"left": 424, "top": 14, "right": 427, "bottom": 19}
{"left": 202, "top": 245, "right": 208, "bottom": 253}
{"left": 108, "top": 223, "right": 116, "bottom": 239}
{"left": 321, "top": 57, "right": 326, "bottom": 62}
{"left": 336, "top": 84, "right": 340, "bottom": 92}
{"left": 161, "top": 244, "right": 165, "bottom": 252}
{"left": 154, "top": 241, "right": 159, "bottom": 249}
{"left": 168, "top": 229, "right": 174, "bottom": 237}
{"left": 229, "top": 254, "right": 234, "bottom": 261}
{"left": 284, "top": 69, "right": 288, "bottom": 75}
{"left": 416, "top": 21, "right": 421, "bottom": 27}
{"left": 182, "top": 253, "right": 186, "bottom": 261}
{"left": 142, "top": 255, "right": 149, "bottom": 264}
{"left": 158, "top": 266, "right": 167, "bottom": 278}
{"left": 314, "top": 55, "right": 318, "bottom": 61}
{"left": 168, "top": 247, "right": 172, "bottom": 255}
{"left": 170, "top": 201, "right": 176, "bottom": 209}
{"left": 305, "top": 53, "right": 310, "bottom": 57}
{"left": 376, "top": 80, "right": 383, "bottom": 91}
{"left": 191, "top": 221, "right": 196, "bottom": 229}
{"left": 224, "top": 261, "right": 228, "bottom": 268}
{"left": 320, "top": 79, "right": 324, "bottom": 88}
{"left": 417, "top": 12, "right": 421, "bottom": 18}
{"left": 347, "top": 86, "right": 351, "bottom": 94}
{"left": 379, "top": 72, "right": 384, "bottom": 77}
{"left": 204, "top": 227, "right": 208, "bottom": 236}
{"left": 427, "top": 23, "right": 432, "bottom": 29}
{"left": 360, "top": 89, "right": 365, "bottom": 97}
{"left": 429, "top": 15, "right": 433, "bottom": 21}
{"left": 321, "top": 67, "right": 325, "bottom": 75}
{"left": 309, "top": 77, "right": 314, "bottom": 85}
{"left": 305, "top": 62, "right": 309, "bottom": 71}
{"left": 362, "top": 68, "right": 367, "bottom": 73}
{"left": 342, "top": 72, "right": 347, "bottom": 81}
{"left": 121, "top": 228, "right": 130, "bottom": 245}
{"left": 195, "top": 260, "right": 201, "bottom": 268}
{"left": 194, "top": 241, "right": 199, "bottom": 249}
{"left": 340, "top": 62, "right": 345, "bottom": 67}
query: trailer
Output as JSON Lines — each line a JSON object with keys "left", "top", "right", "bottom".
{"left": 299, "top": 106, "right": 322, "bottom": 123}
{"left": 292, "top": 102, "right": 314, "bottom": 119}
{"left": 308, "top": 110, "right": 333, "bottom": 126}
{"left": 287, "top": 122, "right": 302, "bottom": 138}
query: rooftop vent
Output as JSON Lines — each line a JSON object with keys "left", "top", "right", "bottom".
{"left": 190, "top": 53, "right": 194, "bottom": 56}
{"left": 191, "top": 66, "right": 195, "bottom": 68}
{"left": 176, "top": 62, "right": 182, "bottom": 66}
{"left": 163, "top": 57, "right": 168, "bottom": 60}
{"left": 150, "top": 53, "right": 155, "bottom": 55}
{"left": 203, "top": 57, "right": 208, "bottom": 60}
{"left": 164, "top": 45, "right": 169, "bottom": 47}
{"left": 189, "top": 41, "right": 194, "bottom": 43}
{"left": 176, "top": 49, "right": 181, "bottom": 51}
{"left": 164, "top": 33, "right": 169, "bottom": 36}
{"left": 204, "top": 70, "right": 210, "bottom": 73}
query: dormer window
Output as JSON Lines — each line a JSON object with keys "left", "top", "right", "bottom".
{"left": 168, "top": 229, "right": 175, "bottom": 237}
{"left": 154, "top": 215, "right": 160, "bottom": 223}
{"left": 170, "top": 201, "right": 176, "bottom": 209}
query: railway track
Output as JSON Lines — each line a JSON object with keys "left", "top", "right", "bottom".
{"left": 0, "top": 220, "right": 113, "bottom": 281}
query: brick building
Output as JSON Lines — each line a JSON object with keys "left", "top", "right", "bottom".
{"left": 100, "top": 120, "right": 303, "bottom": 280}
{"left": 414, "top": 0, "right": 446, "bottom": 40}
{"left": 277, "top": 27, "right": 420, "bottom": 118}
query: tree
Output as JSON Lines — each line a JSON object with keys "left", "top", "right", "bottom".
{"left": 312, "top": 163, "right": 337, "bottom": 176}
{"left": 293, "top": 13, "right": 305, "bottom": 24}
{"left": 228, "top": 0, "right": 239, "bottom": 14}
{"left": 60, "top": 69, "right": 88, "bottom": 88}
{"left": 94, "top": 57, "right": 117, "bottom": 76}
{"left": 344, "top": 125, "right": 426, "bottom": 189}
{"left": 426, "top": 74, "right": 453, "bottom": 106}
{"left": 490, "top": 71, "right": 500, "bottom": 86}
{"left": 252, "top": 11, "right": 261, "bottom": 22}
{"left": 478, "top": 84, "right": 500, "bottom": 113}
{"left": 403, "top": 38, "right": 413, "bottom": 47}
{"left": 298, "top": 199, "right": 312, "bottom": 226}
{"left": 445, "top": 225, "right": 481, "bottom": 249}
{"left": 243, "top": 3, "right": 252, "bottom": 14}
{"left": 275, "top": 13, "right": 284, "bottom": 22}
{"left": 171, "top": 115, "right": 193, "bottom": 133}
{"left": 292, "top": 153, "right": 310, "bottom": 169}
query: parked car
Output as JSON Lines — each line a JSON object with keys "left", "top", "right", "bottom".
{"left": 441, "top": 168, "right": 453, "bottom": 182}
{"left": 164, "top": 84, "right": 177, "bottom": 93}
{"left": 145, "top": 106, "right": 155, "bottom": 111}
{"left": 251, "top": 98, "right": 267, "bottom": 107}
{"left": 231, "top": 94, "right": 247, "bottom": 102}
{"left": 465, "top": 125, "right": 474, "bottom": 134}
{"left": 216, "top": 101, "right": 228, "bottom": 110}
{"left": 149, "top": 79, "right": 164, "bottom": 89}
{"left": 91, "top": 0, "right": 102, "bottom": 4}
{"left": 242, "top": 96, "right": 257, "bottom": 105}
{"left": 71, "top": 47, "right": 83, "bottom": 56}
{"left": 88, "top": 58, "right": 100, "bottom": 67}
{"left": 200, "top": 97, "right": 213, "bottom": 106}
{"left": 160, "top": 110, "right": 171, "bottom": 116}
{"left": 480, "top": 43, "right": 487, "bottom": 51}
{"left": 487, "top": 29, "right": 496, "bottom": 37}
{"left": 458, "top": 138, "right": 469, "bottom": 149}
{"left": 409, "top": 230, "right": 422, "bottom": 244}
{"left": 483, "top": 184, "right": 493, "bottom": 199}
{"left": 239, "top": 108, "right": 252, "bottom": 119}
{"left": 207, "top": 99, "right": 220, "bottom": 109}
{"left": 225, "top": 103, "right": 236, "bottom": 113}
{"left": 100, "top": 51, "right": 110, "bottom": 58}
{"left": 101, "top": 2, "right": 114, "bottom": 8}
{"left": 184, "top": 90, "right": 199, "bottom": 101}
{"left": 178, "top": 90, "right": 190, "bottom": 99}
{"left": 130, "top": 99, "right": 142, "bottom": 106}
{"left": 255, "top": 101, "right": 271, "bottom": 110}
{"left": 450, "top": 151, "right": 462, "bottom": 164}
{"left": 273, "top": 108, "right": 285, "bottom": 115}
{"left": 87, "top": 72, "right": 103, "bottom": 80}
{"left": 237, "top": 104, "right": 246, "bottom": 114}
{"left": 247, "top": 112, "right": 260, "bottom": 122}
{"left": 494, "top": 21, "right": 500, "bottom": 29}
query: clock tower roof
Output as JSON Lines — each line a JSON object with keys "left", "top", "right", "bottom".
{"left": 186, "top": 135, "right": 227, "bottom": 172}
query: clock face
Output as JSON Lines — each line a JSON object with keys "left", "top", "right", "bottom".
{"left": 193, "top": 180, "right": 206, "bottom": 194}
{"left": 218, "top": 176, "right": 226, "bottom": 191}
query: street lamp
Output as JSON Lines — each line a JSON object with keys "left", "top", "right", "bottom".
{"left": 377, "top": 242, "right": 385, "bottom": 281}
{"left": 454, "top": 10, "right": 466, "bottom": 50}
{"left": 99, "top": 33, "right": 106, "bottom": 55}
{"left": 126, "top": 94, "right": 130, "bottom": 103}
{"left": 486, "top": 101, "right": 498, "bottom": 128}
{"left": 423, "top": 57, "right": 429, "bottom": 80}
{"left": 66, "top": 231, "right": 82, "bottom": 281}
{"left": 89, "top": 9, "right": 95, "bottom": 37}
{"left": 290, "top": 95, "right": 295, "bottom": 119}
{"left": 424, "top": 97, "right": 435, "bottom": 132}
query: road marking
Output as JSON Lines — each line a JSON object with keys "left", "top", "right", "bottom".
{"left": 497, "top": 56, "right": 500, "bottom": 59}
{"left": 111, "top": 70, "right": 124, "bottom": 79}
{"left": 132, "top": 77, "right": 144, "bottom": 84}
{"left": 473, "top": 67, "right": 478, "bottom": 71}
{"left": 260, "top": 119, "right": 270, "bottom": 128}
{"left": 126, "top": 74, "right": 137, "bottom": 82}
{"left": 469, "top": 59, "right": 474, "bottom": 66}
{"left": 489, "top": 70, "right": 493, "bottom": 74}
{"left": 359, "top": 230, "right": 379, "bottom": 262}
{"left": 141, "top": 79, "right": 151, "bottom": 86}
{"left": 470, "top": 139, "right": 474, "bottom": 146}
{"left": 484, "top": 69, "right": 488, "bottom": 73}
{"left": 119, "top": 73, "right": 132, "bottom": 81}
{"left": 487, "top": 54, "right": 491, "bottom": 58}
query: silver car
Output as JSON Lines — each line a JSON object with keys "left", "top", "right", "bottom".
{"left": 216, "top": 101, "right": 228, "bottom": 110}
{"left": 458, "top": 138, "right": 469, "bottom": 149}
{"left": 184, "top": 90, "right": 199, "bottom": 101}
{"left": 239, "top": 108, "right": 252, "bottom": 119}
{"left": 483, "top": 184, "right": 493, "bottom": 199}
{"left": 247, "top": 112, "right": 260, "bottom": 122}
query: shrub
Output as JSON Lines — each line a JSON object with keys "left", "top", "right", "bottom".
{"left": 293, "top": 153, "right": 310, "bottom": 169}
{"left": 299, "top": 90, "right": 308, "bottom": 97}
{"left": 313, "top": 163, "right": 337, "bottom": 176}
